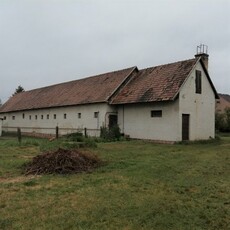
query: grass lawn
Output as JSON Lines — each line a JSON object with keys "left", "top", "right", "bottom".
{"left": 0, "top": 135, "right": 229, "bottom": 230}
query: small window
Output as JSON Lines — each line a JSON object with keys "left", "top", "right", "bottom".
{"left": 12, "top": 116, "right": 15, "bottom": 120}
{"left": 41, "top": 115, "right": 43, "bottom": 119}
{"left": 47, "top": 114, "right": 49, "bottom": 119}
{"left": 78, "top": 113, "right": 81, "bottom": 119}
{"left": 151, "top": 110, "right": 162, "bottom": 117}
{"left": 29, "top": 115, "right": 31, "bottom": 120}
{"left": 195, "top": 70, "right": 202, "bottom": 94}
{"left": 94, "top": 112, "right": 99, "bottom": 118}
{"left": 54, "top": 114, "right": 56, "bottom": 119}
{"left": 4, "top": 116, "right": 6, "bottom": 120}
{"left": 22, "top": 113, "right": 25, "bottom": 119}
{"left": 35, "top": 115, "right": 38, "bottom": 120}
{"left": 64, "top": 113, "right": 67, "bottom": 119}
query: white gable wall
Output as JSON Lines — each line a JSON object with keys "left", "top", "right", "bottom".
{"left": 1, "top": 103, "right": 115, "bottom": 136}
{"left": 118, "top": 61, "right": 216, "bottom": 142}
{"left": 179, "top": 61, "right": 216, "bottom": 140}
{"left": 117, "top": 100, "right": 180, "bottom": 142}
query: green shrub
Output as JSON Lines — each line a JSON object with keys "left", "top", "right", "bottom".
{"left": 84, "top": 138, "right": 97, "bottom": 148}
{"left": 66, "top": 132, "right": 84, "bottom": 142}
{"left": 216, "top": 108, "right": 230, "bottom": 132}
{"left": 100, "top": 125, "right": 121, "bottom": 141}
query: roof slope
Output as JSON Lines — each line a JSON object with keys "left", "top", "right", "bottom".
{"left": 0, "top": 67, "right": 135, "bottom": 113}
{"left": 110, "top": 59, "right": 197, "bottom": 104}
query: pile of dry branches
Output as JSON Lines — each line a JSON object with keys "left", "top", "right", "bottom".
{"left": 24, "top": 148, "right": 102, "bottom": 175}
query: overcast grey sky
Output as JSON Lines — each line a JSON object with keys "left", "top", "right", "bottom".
{"left": 0, "top": 0, "right": 229, "bottom": 103}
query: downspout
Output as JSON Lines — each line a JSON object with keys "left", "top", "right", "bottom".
{"left": 97, "top": 111, "right": 99, "bottom": 129}
{"left": 122, "top": 105, "right": 125, "bottom": 134}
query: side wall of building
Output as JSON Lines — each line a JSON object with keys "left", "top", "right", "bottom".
{"left": 179, "top": 61, "right": 216, "bottom": 140}
{"left": 1, "top": 103, "right": 116, "bottom": 136}
{"left": 117, "top": 100, "right": 180, "bottom": 142}
{"left": 0, "top": 119, "right": 2, "bottom": 136}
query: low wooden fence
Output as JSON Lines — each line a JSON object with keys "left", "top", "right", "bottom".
{"left": 2, "top": 126, "right": 101, "bottom": 138}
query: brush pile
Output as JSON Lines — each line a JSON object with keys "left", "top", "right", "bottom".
{"left": 24, "top": 148, "right": 102, "bottom": 175}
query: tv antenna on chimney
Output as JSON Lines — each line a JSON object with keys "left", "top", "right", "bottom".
{"left": 197, "top": 44, "right": 208, "bottom": 54}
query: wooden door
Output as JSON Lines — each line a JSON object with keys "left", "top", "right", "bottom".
{"left": 182, "top": 114, "right": 190, "bottom": 141}
{"left": 109, "top": 115, "right": 118, "bottom": 129}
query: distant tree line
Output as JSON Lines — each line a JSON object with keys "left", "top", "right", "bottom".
{"left": 215, "top": 108, "right": 230, "bottom": 132}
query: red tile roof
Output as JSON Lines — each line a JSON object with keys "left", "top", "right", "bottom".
{"left": 0, "top": 57, "right": 219, "bottom": 113}
{"left": 0, "top": 67, "right": 135, "bottom": 113}
{"left": 110, "top": 59, "right": 197, "bottom": 104}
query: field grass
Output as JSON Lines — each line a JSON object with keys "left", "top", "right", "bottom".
{"left": 0, "top": 135, "right": 229, "bottom": 230}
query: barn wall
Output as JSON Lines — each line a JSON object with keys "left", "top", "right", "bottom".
{"left": 0, "top": 119, "right": 2, "bottom": 136}
{"left": 1, "top": 103, "right": 115, "bottom": 136}
{"left": 117, "top": 101, "right": 180, "bottom": 142}
{"left": 179, "top": 62, "right": 216, "bottom": 140}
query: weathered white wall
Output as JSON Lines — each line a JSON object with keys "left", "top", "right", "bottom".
{"left": 1, "top": 103, "right": 116, "bottom": 136}
{"left": 179, "top": 62, "right": 216, "bottom": 140}
{"left": 117, "top": 101, "right": 180, "bottom": 141}
{"left": 0, "top": 119, "right": 2, "bottom": 136}
{"left": 1, "top": 62, "right": 216, "bottom": 141}
{"left": 117, "top": 61, "right": 216, "bottom": 142}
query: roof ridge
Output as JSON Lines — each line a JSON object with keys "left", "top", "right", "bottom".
{"left": 0, "top": 65, "right": 137, "bottom": 113}
{"left": 139, "top": 58, "right": 196, "bottom": 71}
{"left": 18, "top": 66, "right": 136, "bottom": 94}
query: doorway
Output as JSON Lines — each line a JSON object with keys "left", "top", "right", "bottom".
{"left": 109, "top": 114, "right": 118, "bottom": 129}
{"left": 182, "top": 114, "right": 190, "bottom": 141}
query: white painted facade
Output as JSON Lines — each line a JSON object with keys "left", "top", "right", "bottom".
{"left": 1, "top": 103, "right": 116, "bottom": 136}
{"left": 117, "top": 101, "right": 180, "bottom": 141}
{"left": 117, "top": 62, "right": 216, "bottom": 141}
{"left": 0, "top": 119, "right": 2, "bottom": 136}
{"left": 1, "top": 60, "right": 217, "bottom": 141}
{"left": 179, "top": 61, "right": 216, "bottom": 140}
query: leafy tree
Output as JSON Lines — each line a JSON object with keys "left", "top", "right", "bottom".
{"left": 12, "top": 85, "right": 25, "bottom": 96}
{"left": 215, "top": 107, "right": 230, "bottom": 132}
{"left": 215, "top": 112, "right": 226, "bottom": 131}
{"left": 225, "top": 108, "right": 230, "bottom": 131}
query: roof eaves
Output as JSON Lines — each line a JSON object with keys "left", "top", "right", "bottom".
{"left": 0, "top": 100, "right": 108, "bottom": 114}
{"left": 199, "top": 59, "right": 219, "bottom": 99}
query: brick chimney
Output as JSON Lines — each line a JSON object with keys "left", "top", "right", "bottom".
{"left": 195, "top": 44, "right": 209, "bottom": 71}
